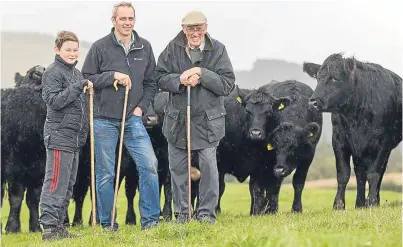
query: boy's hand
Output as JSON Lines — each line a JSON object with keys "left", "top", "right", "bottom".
{"left": 83, "top": 80, "right": 94, "bottom": 93}
{"left": 87, "top": 80, "right": 93, "bottom": 89}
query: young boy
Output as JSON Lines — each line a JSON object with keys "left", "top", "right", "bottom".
{"left": 39, "top": 30, "right": 93, "bottom": 241}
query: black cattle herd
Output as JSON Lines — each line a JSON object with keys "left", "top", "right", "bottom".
{"left": 1, "top": 53, "right": 401, "bottom": 233}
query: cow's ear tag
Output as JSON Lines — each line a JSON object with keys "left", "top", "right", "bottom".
{"left": 237, "top": 96, "right": 242, "bottom": 104}
{"left": 308, "top": 132, "right": 314, "bottom": 137}
{"left": 278, "top": 103, "right": 285, "bottom": 110}
{"left": 267, "top": 144, "right": 274, "bottom": 151}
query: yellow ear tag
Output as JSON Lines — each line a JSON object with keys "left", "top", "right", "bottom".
{"left": 278, "top": 103, "right": 285, "bottom": 110}
{"left": 267, "top": 144, "right": 274, "bottom": 151}
{"left": 237, "top": 96, "right": 242, "bottom": 104}
{"left": 113, "top": 79, "right": 119, "bottom": 91}
{"left": 308, "top": 132, "right": 313, "bottom": 137}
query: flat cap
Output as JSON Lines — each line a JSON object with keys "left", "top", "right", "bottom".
{"left": 182, "top": 11, "right": 207, "bottom": 26}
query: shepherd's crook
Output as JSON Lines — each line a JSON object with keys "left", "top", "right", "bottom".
{"left": 111, "top": 80, "right": 129, "bottom": 231}
{"left": 186, "top": 85, "right": 192, "bottom": 220}
{"left": 83, "top": 85, "right": 97, "bottom": 229}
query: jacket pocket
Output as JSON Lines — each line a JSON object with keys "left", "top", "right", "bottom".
{"left": 165, "top": 107, "right": 181, "bottom": 143}
{"left": 205, "top": 106, "right": 227, "bottom": 143}
{"left": 58, "top": 113, "right": 81, "bottom": 131}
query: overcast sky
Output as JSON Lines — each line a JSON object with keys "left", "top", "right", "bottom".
{"left": 1, "top": 0, "right": 402, "bottom": 74}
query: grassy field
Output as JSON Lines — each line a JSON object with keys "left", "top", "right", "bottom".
{"left": 1, "top": 183, "right": 401, "bottom": 247}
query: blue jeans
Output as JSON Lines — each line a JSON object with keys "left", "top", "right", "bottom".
{"left": 94, "top": 115, "right": 160, "bottom": 229}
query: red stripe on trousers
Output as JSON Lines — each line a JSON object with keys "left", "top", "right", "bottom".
{"left": 49, "top": 150, "right": 60, "bottom": 192}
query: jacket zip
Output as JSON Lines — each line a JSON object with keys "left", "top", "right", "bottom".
{"left": 74, "top": 69, "right": 84, "bottom": 150}
{"left": 117, "top": 42, "right": 144, "bottom": 116}
{"left": 124, "top": 44, "right": 144, "bottom": 67}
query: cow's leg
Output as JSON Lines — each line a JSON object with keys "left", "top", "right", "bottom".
{"left": 190, "top": 152, "right": 200, "bottom": 216}
{"left": 215, "top": 171, "right": 226, "bottom": 214}
{"left": 191, "top": 180, "right": 199, "bottom": 217}
{"left": 353, "top": 158, "right": 367, "bottom": 209}
{"left": 26, "top": 185, "right": 42, "bottom": 232}
{"left": 125, "top": 171, "right": 137, "bottom": 225}
{"left": 264, "top": 175, "right": 283, "bottom": 214}
{"left": 158, "top": 171, "right": 163, "bottom": 219}
{"left": 366, "top": 148, "right": 391, "bottom": 207}
{"left": 5, "top": 178, "right": 24, "bottom": 233}
{"left": 249, "top": 176, "right": 265, "bottom": 215}
{"left": 291, "top": 163, "right": 309, "bottom": 213}
{"left": 72, "top": 177, "right": 89, "bottom": 226}
{"left": 376, "top": 151, "right": 391, "bottom": 203}
{"left": 1, "top": 173, "right": 5, "bottom": 208}
{"left": 332, "top": 130, "right": 351, "bottom": 210}
{"left": 249, "top": 178, "right": 255, "bottom": 215}
{"left": 161, "top": 172, "right": 173, "bottom": 221}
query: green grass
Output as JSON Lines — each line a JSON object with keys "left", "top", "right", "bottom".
{"left": 1, "top": 183, "right": 402, "bottom": 247}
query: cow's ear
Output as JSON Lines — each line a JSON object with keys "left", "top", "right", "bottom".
{"left": 306, "top": 122, "right": 321, "bottom": 143}
{"left": 303, "top": 62, "right": 321, "bottom": 79}
{"left": 273, "top": 97, "right": 291, "bottom": 111}
{"left": 237, "top": 86, "right": 247, "bottom": 106}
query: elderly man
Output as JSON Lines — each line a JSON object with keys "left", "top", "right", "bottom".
{"left": 81, "top": 1, "right": 159, "bottom": 231}
{"left": 154, "top": 11, "right": 235, "bottom": 224}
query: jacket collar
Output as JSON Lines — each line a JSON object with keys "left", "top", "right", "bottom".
{"left": 173, "top": 31, "right": 213, "bottom": 51}
{"left": 55, "top": 55, "right": 77, "bottom": 69}
{"left": 109, "top": 27, "right": 144, "bottom": 50}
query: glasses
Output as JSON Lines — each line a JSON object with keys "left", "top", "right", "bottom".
{"left": 185, "top": 26, "right": 206, "bottom": 33}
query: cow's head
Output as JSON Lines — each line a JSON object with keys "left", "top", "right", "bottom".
{"left": 303, "top": 53, "right": 356, "bottom": 113}
{"left": 142, "top": 113, "right": 160, "bottom": 129}
{"left": 242, "top": 84, "right": 291, "bottom": 141}
{"left": 142, "top": 90, "right": 169, "bottom": 129}
{"left": 19, "top": 65, "right": 46, "bottom": 91}
{"left": 266, "top": 122, "right": 321, "bottom": 177}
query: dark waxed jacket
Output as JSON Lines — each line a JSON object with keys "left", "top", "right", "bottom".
{"left": 81, "top": 28, "right": 157, "bottom": 120}
{"left": 154, "top": 31, "right": 236, "bottom": 150}
{"left": 42, "top": 55, "right": 89, "bottom": 152}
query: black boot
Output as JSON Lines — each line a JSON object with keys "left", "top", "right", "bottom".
{"left": 42, "top": 226, "right": 81, "bottom": 241}
{"left": 57, "top": 225, "right": 82, "bottom": 239}
{"left": 42, "top": 227, "right": 62, "bottom": 241}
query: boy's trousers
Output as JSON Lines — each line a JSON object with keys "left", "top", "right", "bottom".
{"left": 39, "top": 149, "right": 79, "bottom": 228}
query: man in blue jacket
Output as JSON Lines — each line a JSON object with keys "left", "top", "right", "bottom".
{"left": 81, "top": 1, "right": 159, "bottom": 231}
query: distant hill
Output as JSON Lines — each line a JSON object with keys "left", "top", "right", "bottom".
{"left": 1, "top": 31, "right": 91, "bottom": 88}
{"left": 234, "top": 59, "right": 317, "bottom": 89}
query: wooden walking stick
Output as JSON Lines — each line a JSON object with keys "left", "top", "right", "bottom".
{"left": 186, "top": 85, "right": 192, "bottom": 220}
{"left": 89, "top": 87, "right": 97, "bottom": 228}
{"left": 111, "top": 80, "right": 129, "bottom": 231}
{"left": 84, "top": 85, "right": 97, "bottom": 229}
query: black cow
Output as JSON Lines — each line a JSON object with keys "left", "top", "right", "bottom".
{"left": 303, "top": 53, "right": 402, "bottom": 209}
{"left": 1, "top": 65, "right": 46, "bottom": 233}
{"left": 220, "top": 81, "right": 322, "bottom": 214}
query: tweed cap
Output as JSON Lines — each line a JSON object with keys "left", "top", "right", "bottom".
{"left": 182, "top": 11, "right": 207, "bottom": 26}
